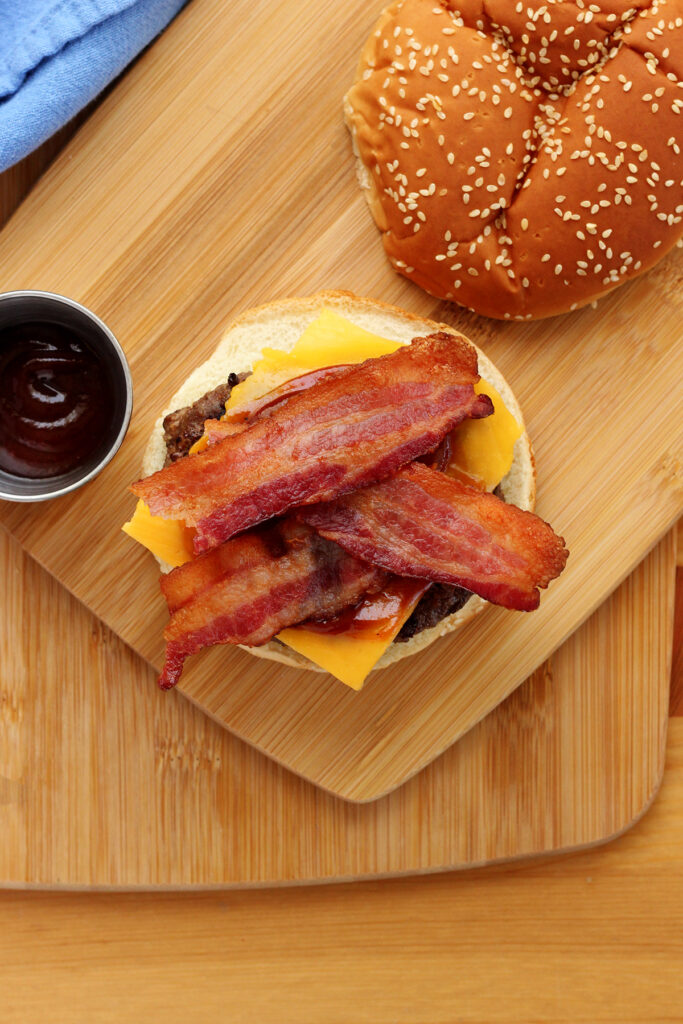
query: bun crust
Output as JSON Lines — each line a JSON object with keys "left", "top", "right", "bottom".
{"left": 142, "top": 291, "right": 535, "bottom": 675}
{"left": 344, "top": 0, "right": 683, "bottom": 320}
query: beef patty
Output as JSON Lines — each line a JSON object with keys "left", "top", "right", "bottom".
{"left": 162, "top": 372, "right": 249, "bottom": 463}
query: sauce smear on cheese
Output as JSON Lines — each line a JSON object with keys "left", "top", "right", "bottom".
{"left": 301, "top": 579, "right": 430, "bottom": 641}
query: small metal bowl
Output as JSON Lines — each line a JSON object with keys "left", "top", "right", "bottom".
{"left": 0, "top": 291, "right": 133, "bottom": 502}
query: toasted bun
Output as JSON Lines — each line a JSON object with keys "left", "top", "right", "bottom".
{"left": 142, "top": 291, "right": 535, "bottom": 674}
{"left": 344, "top": 0, "right": 683, "bottom": 320}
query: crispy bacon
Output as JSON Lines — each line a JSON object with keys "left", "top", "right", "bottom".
{"left": 158, "top": 519, "right": 387, "bottom": 689}
{"left": 299, "top": 463, "right": 568, "bottom": 612}
{"left": 132, "top": 334, "right": 493, "bottom": 553}
{"left": 202, "top": 365, "right": 354, "bottom": 447}
{"left": 207, "top": 363, "right": 354, "bottom": 442}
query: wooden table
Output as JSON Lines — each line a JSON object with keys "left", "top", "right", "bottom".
{"left": 1, "top": 127, "right": 682, "bottom": 1024}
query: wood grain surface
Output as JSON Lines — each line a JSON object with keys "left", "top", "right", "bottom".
{"left": 0, "top": 8, "right": 681, "bottom": 1021}
{"left": 0, "top": 525, "right": 681, "bottom": 1019}
{"left": 2, "top": 732, "right": 681, "bottom": 1024}
{"left": 0, "top": 0, "right": 676, "bottom": 890}
{"left": 0, "top": 520, "right": 679, "bottom": 1023}
{"left": 0, "top": 0, "right": 680, "bottom": 801}
{"left": 0, "top": 523, "right": 674, "bottom": 888}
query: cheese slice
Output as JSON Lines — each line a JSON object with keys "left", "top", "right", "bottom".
{"left": 282, "top": 307, "right": 401, "bottom": 365}
{"left": 122, "top": 311, "right": 522, "bottom": 689}
{"left": 225, "top": 308, "right": 401, "bottom": 412}
{"left": 278, "top": 625, "right": 394, "bottom": 691}
{"left": 279, "top": 580, "right": 428, "bottom": 691}
{"left": 122, "top": 500, "right": 195, "bottom": 568}
{"left": 448, "top": 379, "right": 523, "bottom": 492}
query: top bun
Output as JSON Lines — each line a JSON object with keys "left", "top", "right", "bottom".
{"left": 344, "top": 0, "right": 683, "bottom": 320}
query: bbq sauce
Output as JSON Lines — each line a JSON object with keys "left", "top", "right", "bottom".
{"left": 303, "top": 579, "right": 431, "bottom": 641}
{"left": 0, "top": 321, "right": 116, "bottom": 479}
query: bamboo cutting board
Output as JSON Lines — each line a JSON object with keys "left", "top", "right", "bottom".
{"left": 0, "top": 525, "right": 674, "bottom": 888}
{"left": 0, "top": 0, "right": 681, "bottom": 801}
{"left": 0, "top": 107, "right": 676, "bottom": 892}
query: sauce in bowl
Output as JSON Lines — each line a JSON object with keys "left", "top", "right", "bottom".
{"left": 0, "top": 321, "right": 117, "bottom": 479}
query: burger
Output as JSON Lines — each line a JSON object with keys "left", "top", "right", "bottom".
{"left": 124, "top": 292, "right": 568, "bottom": 690}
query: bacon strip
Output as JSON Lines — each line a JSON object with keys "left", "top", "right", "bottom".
{"left": 158, "top": 519, "right": 386, "bottom": 689}
{"left": 132, "top": 334, "right": 493, "bottom": 553}
{"left": 205, "top": 363, "right": 354, "bottom": 442}
{"left": 299, "top": 463, "right": 568, "bottom": 612}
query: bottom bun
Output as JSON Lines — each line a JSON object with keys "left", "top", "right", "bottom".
{"left": 143, "top": 291, "right": 535, "bottom": 673}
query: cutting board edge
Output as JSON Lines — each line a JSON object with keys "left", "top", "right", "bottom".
{"left": 0, "top": 750, "right": 667, "bottom": 892}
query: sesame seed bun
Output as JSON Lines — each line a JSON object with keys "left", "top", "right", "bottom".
{"left": 142, "top": 291, "right": 535, "bottom": 678}
{"left": 344, "top": 0, "right": 683, "bottom": 320}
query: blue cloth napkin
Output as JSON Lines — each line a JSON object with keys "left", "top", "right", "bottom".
{"left": 0, "top": 0, "right": 188, "bottom": 173}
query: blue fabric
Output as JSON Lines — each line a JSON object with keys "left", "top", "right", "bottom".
{"left": 0, "top": 0, "right": 188, "bottom": 172}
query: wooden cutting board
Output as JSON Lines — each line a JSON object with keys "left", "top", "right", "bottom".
{"left": 0, "top": 86, "right": 677, "bottom": 894}
{"left": 0, "top": 0, "right": 681, "bottom": 801}
{"left": 0, "top": 525, "right": 674, "bottom": 888}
